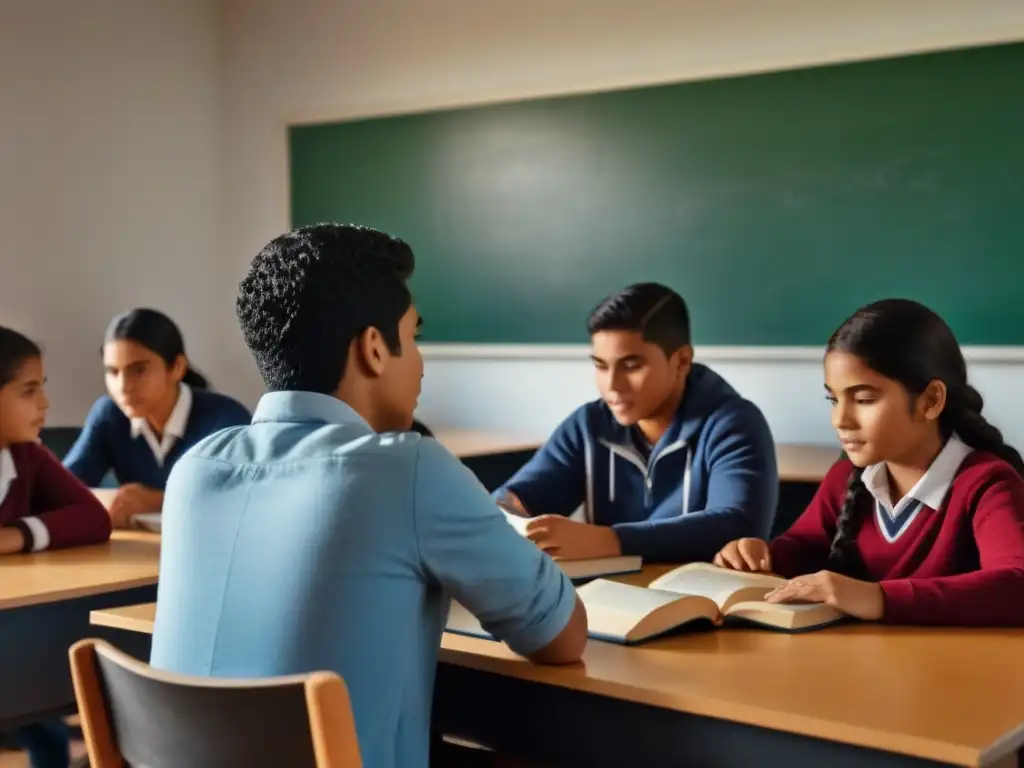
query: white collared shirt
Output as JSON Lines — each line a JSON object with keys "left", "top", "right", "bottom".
{"left": 0, "top": 447, "right": 17, "bottom": 508}
{"left": 860, "top": 434, "right": 974, "bottom": 542}
{"left": 131, "top": 383, "right": 192, "bottom": 467}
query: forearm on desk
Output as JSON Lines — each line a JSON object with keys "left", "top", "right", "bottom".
{"left": 0, "top": 526, "right": 27, "bottom": 555}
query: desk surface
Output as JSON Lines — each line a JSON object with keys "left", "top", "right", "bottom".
{"left": 775, "top": 442, "right": 839, "bottom": 483}
{"left": 0, "top": 531, "right": 160, "bottom": 611}
{"left": 434, "top": 430, "right": 541, "bottom": 459}
{"left": 90, "top": 565, "right": 1023, "bottom": 767}
{"left": 436, "top": 429, "right": 838, "bottom": 482}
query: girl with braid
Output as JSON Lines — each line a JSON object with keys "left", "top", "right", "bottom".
{"left": 713, "top": 299, "right": 1024, "bottom": 625}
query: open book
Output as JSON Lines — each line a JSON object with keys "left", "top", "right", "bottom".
{"left": 501, "top": 510, "right": 641, "bottom": 580}
{"left": 578, "top": 563, "right": 846, "bottom": 644}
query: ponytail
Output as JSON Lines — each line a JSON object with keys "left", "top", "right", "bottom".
{"left": 946, "top": 385, "right": 1024, "bottom": 477}
{"left": 182, "top": 366, "right": 210, "bottom": 390}
{"left": 827, "top": 467, "right": 868, "bottom": 577}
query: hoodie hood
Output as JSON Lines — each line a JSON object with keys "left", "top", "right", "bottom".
{"left": 667, "top": 362, "right": 743, "bottom": 446}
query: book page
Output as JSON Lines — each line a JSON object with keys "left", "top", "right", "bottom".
{"left": 578, "top": 579, "right": 686, "bottom": 638}
{"left": 501, "top": 509, "right": 530, "bottom": 537}
{"left": 648, "top": 563, "right": 785, "bottom": 608}
{"left": 724, "top": 600, "right": 844, "bottom": 631}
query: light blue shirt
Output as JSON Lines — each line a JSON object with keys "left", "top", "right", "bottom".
{"left": 150, "top": 392, "right": 576, "bottom": 768}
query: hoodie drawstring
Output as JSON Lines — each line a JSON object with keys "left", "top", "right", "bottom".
{"left": 609, "top": 450, "right": 616, "bottom": 502}
{"left": 681, "top": 446, "right": 692, "bottom": 516}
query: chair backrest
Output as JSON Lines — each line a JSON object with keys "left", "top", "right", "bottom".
{"left": 69, "top": 639, "right": 361, "bottom": 768}
{"left": 39, "top": 426, "right": 82, "bottom": 460}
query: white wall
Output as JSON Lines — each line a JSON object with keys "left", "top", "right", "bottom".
{"left": 220, "top": 0, "right": 1024, "bottom": 447}
{"left": 0, "top": 0, "right": 222, "bottom": 425}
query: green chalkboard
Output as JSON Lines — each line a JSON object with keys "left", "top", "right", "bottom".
{"left": 290, "top": 43, "right": 1024, "bottom": 345}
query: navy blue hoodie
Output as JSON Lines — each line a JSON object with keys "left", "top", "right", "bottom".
{"left": 495, "top": 363, "right": 778, "bottom": 562}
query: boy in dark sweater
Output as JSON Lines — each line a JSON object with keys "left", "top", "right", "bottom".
{"left": 496, "top": 283, "right": 778, "bottom": 563}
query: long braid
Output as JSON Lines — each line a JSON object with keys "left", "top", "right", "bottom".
{"left": 949, "top": 385, "right": 1024, "bottom": 477}
{"left": 827, "top": 467, "right": 867, "bottom": 577}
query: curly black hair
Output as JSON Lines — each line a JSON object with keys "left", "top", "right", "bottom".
{"left": 237, "top": 223, "right": 415, "bottom": 393}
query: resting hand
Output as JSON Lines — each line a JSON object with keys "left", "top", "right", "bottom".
{"left": 524, "top": 516, "right": 621, "bottom": 560}
{"left": 764, "top": 570, "right": 884, "bottom": 620}
{"left": 713, "top": 538, "right": 771, "bottom": 572}
{"left": 108, "top": 484, "right": 163, "bottom": 529}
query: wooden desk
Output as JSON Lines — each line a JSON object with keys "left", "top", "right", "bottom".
{"left": 776, "top": 442, "right": 839, "bottom": 483}
{"left": 0, "top": 532, "right": 159, "bottom": 729}
{"left": 434, "top": 430, "right": 541, "bottom": 459}
{"left": 437, "top": 429, "right": 837, "bottom": 484}
{"left": 89, "top": 567, "right": 1024, "bottom": 768}
{"left": 0, "top": 531, "right": 159, "bottom": 611}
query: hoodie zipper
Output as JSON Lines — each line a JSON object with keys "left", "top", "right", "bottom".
{"left": 600, "top": 439, "right": 688, "bottom": 507}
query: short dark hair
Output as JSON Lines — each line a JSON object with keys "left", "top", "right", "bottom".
{"left": 237, "top": 223, "right": 415, "bottom": 393}
{"left": 587, "top": 283, "right": 691, "bottom": 355}
{"left": 0, "top": 327, "right": 42, "bottom": 388}
{"left": 105, "top": 308, "right": 209, "bottom": 389}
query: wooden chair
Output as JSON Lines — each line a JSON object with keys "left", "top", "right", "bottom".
{"left": 68, "top": 639, "right": 362, "bottom": 768}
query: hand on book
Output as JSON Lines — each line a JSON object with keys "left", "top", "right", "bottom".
{"left": 525, "top": 515, "right": 622, "bottom": 560}
{"left": 764, "top": 570, "right": 884, "bottom": 621}
{"left": 713, "top": 538, "right": 771, "bottom": 572}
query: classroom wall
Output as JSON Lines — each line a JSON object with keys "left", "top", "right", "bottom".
{"left": 220, "top": 0, "right": 1024, "bottom": 447}
{"left": 0, "top": 0, "right": 222, "bottom": 425}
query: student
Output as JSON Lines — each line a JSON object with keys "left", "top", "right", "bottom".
{"left": 149, "top": 224, "right": 587, "bottom": 768}
{"left": 495, "top": 283, "right": 778, "bottom": 563}
{"left": 713, "top": 299, "right": 1024, "bottom": 625}
{"left": 63, "top": 309, "right": 250, "bottom": 527}
{"left": 0, "top": 327, "right": 111, "bottom": 768}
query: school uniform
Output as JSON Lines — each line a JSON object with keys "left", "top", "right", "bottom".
{"left": 0, "top": 442, "right": 111, "bottom": 552}
{"left": 64, "top": 384, "right": 251, "bottom": 489}
{"left": 495, "top": 363, "right": 779, "bottom": 562}
{"left": 150, "top": 392, "right": 575, "bottom": 768}
{"left": 770, "top": 434, "right": 1024, "bottom": 625}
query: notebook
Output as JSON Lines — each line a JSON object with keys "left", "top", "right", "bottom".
{"left": 578, "top": 563, "right": 846, "bottom": 644}
{"left": 501, "top": 509, "right": 642, "bottom": 580}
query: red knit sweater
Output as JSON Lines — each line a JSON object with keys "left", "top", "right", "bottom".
{"left": 0, "top": 442, "right": 111, "bottom": 552}
{"left": 769, "top": 452, "right": 1024, "bottom": 626}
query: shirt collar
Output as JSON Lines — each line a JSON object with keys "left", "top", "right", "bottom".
{"left": 252, "top": 391, "right": 372, "bottom": 431}
{"left": 0, "top": 447, "right": 17, "bottom": 488}
{"left": 860, "top": 433, "right": 973, "bottom": 512}
{"left": 131, "top": 383, "right": 193, "bottom": 440}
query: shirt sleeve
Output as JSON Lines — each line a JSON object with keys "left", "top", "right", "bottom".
{"left": 413, "top": 439, "right": 577, "bottom": 656}
{"left": 12, "top": 444, "right": 112, "bottom": 551}
{"left": 612, "top": 400, "right": 778, "bottom": 562}
{"left": 768, "top": 460, "right": 850, "bottom": 578}
{"left": 494, "top": 408, "right": 587, "bottom": 518}
{"left": 63, "top": 397, "right": 116, "bottom": 486}
{"left": 880, "top": 467, "right": 1024, "bottom": 626}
